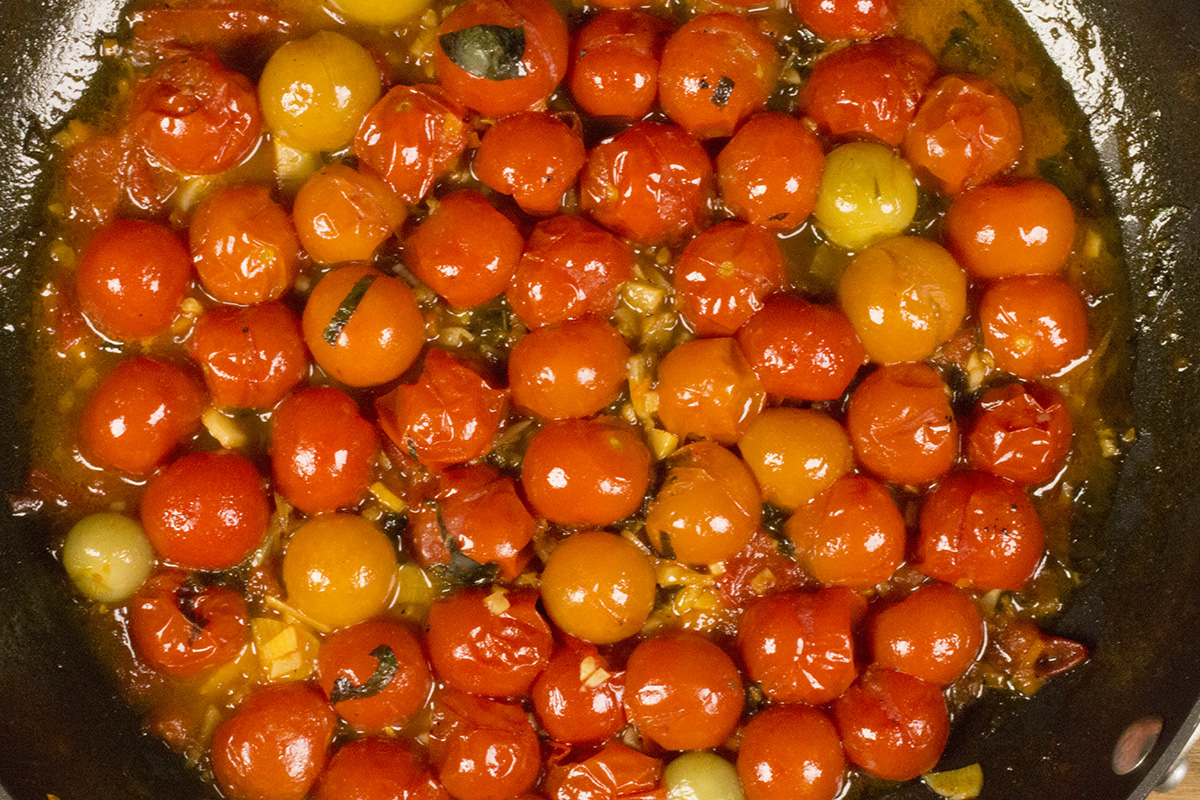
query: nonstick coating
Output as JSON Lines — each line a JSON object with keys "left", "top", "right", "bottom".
{"left": 1, "top": 1, "right": 1198, "bottom": 799}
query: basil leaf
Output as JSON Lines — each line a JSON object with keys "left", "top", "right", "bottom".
{"left": 440, "top": 25, "right": 529, "bottom": 82}
{"left": 655, "top": 530, "right": 676, "bottom": 560}
{"left": 711, "top": 76, "right": 735, "bottom": 109}
{"left": 330, "top": 645, "right": 399, "bottom": 704}
{"left": 175, "top": 579, "right": 210, "bottom": 643}
{"left": 323, "top": 274, "right": 377, "bottom": 346}
{"left": 430, "top": 500, "right": 501, "bottom": 586}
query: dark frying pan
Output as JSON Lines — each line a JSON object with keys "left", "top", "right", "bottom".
{"left": 1, "top": 0, "right": 1198, "bottom": 798}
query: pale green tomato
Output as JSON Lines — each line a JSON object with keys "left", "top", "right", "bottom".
{"left": 63, "top": 513, "right": 155, "bottom": 603}
{"left": 665, "top": 751, "right": 745, "bottom": 800}
{"left": 815, "top": 141, "right": 918, "bottom": 251}
{"left": 327, "top": 0, "right": 432, "bottom": 28}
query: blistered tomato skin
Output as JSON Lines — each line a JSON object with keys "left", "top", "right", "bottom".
{"left": 570, "top": 11, "right": 670, "bottom": 121}
{"left": 189, "top": 301, "right": 308, "bottom": 410}
{"left": 717, "top": 113, "right": 825, "bottom": 231}
{"left": 472, "top": 112, "right": 586, "bottom": 216}
{"left": 673, "top": 221, "right": 785, "bottom": 336}
{"left": 656, "top": 337, "right": 765, "bottom": 445}
{"left": 737, "top": 706, "right": 846, "bottom": 800}
{"left": 532, "top": 644, "right": 626, "bottom": 743}
{"left": 980, "top": 275, "right": 1090, "bottom": 378}
{"left": 967, "top": 381, "right": 1074, "bottom": 485}
{"left": 507, "top": 315, "right": 631, "bottom": 419}
{"left": 293, "top": 165, "right": 406, "bottom": 266}
{"left": 428, "top": 689, "right": 542, "bottom": 800}
{"left": 739, "top": 407, "right": 853, "bottom": 511}
{"left": 871, "top": 583, "right": 984, "bottom": 686}
{"left": 316, "top": 738, "right": 448, "bottom": 800}
{"left": 129, "top": 569, "right": 248, "bottom": 678}
{"left": 791, "top": 0, "right": 896, "bottom": 40}
{"left": 547, "top": 743, "right": 662, "bottom": 800}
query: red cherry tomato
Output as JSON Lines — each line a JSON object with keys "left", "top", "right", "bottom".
{"left": 831, "top": 668, "right": 949, "bottom": 782}
{"left": 473, "top": 112, "right": 586, "bottom": 215}
{"left": 791, "top": 0, "right": 896, "bottom": 39}
{"left": 316, "top": 618, "right": 433, "bottom": 733}
{"left": 129, "top": 569, "right": 248, "bottom": 678}
{"left": 130, "top": 54, "right": 261, "bottom": 175}
{"left": 64, "top": 129, "right": 174, "bottom": 228}
{"left": 915, "top": 470, "right": 1045, "bottom": 591}
{"left": 141, "top": 451, "right": 270, "bottom": 570}
{"left": 532, "top": 643, "right": 626, "bottom": 744}
{"left": 656, "top": 337, "right": 765, "bottom": 445}
{"left": 427, "top": 688, "right": 542, "bottom": 800}
{"left": 737, "top": 706, "right": 846, "bottom": 800}
{"left": 545, "top": 743, "right": 662, "bottom": 800}
{"left": 738, "top": 588, "right": 864, "bottom": 704}
{"left": 76, "top": 219, "right": 192, "bottom": 342}
{"left": 673, "top": 221, "right": 784, "bottom": 336}
{"left": 508, "top": 315, "right": 631, "bottom": 419}
{"left": 79, "top": 356, "right": 203, "bottom": 476}
{"left": 624, "top": 630, "right": 744, "bottom": 750}
{"left": 569, "top": 11, "right": 670, "bottom": 121}
{"left": 966, "top": 381, "right": 1073, "bottom": 485}
{"left": 979, "top": 275, "right": 1090, "bottom": 378}
{"left": 871, "top": 582, "right": 984, "bottom": 685}
{"left": 717, "top": 113, "right": 825, "bottom": 231}
{"left": 188, "top": 301, "right": 308, "bottom": 410}
{"left": 714, "top": 528, "right": 808, "bottom": 613}
{"left": 211, "top": 683, "right": 337, "bottom": 800}
{"left": 293, "top": 164, "right": 406, "bottom": 266}
{"left": 316, "top": 738, "right": 448, "bottom": 800}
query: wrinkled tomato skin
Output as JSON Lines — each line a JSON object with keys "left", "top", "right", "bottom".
{"left": 717, "top": 113, "right": 825, "bottom": 231}
{"left": 64, "top": 130, "right": 175, "bottom": 229}
{"left": 129, "top": 569, "right": 248, "bottom": 678}
{"left": 715, "top": 529, "right": 809, "bottom": 613}
{"left": 871, "top": 582, "right": 984, "bottom": 686}
{"left": 472, "top": 112, "right": 586, "bottom": 216}
{"left": 545, "top": 743, "right": 662, "bottom": 800}
{"left": 791, "top": 0, "right": 897, "bottom": 40}
{"left": 428, "top": 689, "right": 542, "bottom": 800}
{"left": 979, "top": 275, "right": 1090, "bottom": 379}
{"left": 967, "top": 381, "right": 1074, "bottom": 485}
{"left": 673, "top": 221, "right": 785, "bottom": 336}
{"left": 316, "top": 738, "right": 449, "bottom": 800}
{"left": 655, "top": 337, "right": 765, "bottom": 445}
{"left": 569, "top": 11, "right": 670, "bottom": 121}
{"left": 188, "top": 301, "right": 308, "bottom": 410}
{"left": 737, "top": 706, "right": 846, "bottom": 800}
{"left": 532, "top": 643, "right": 626, "bottom": 744}
{"left": 294, "top": 164, "right": 406, "bottom": 266}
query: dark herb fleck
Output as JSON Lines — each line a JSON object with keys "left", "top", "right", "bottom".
{"left": 439, "top": 25, "right": 529, "bottom": 82}
{"left": 711, "top": 76, "right": 735, "bottom": 109}
{"left": 323, "top": 274, "right": 377, "bottom": 345}
{"left": 330, "top": 645, "right": 399, "bottom": 704}
{"left": 655, "top": 530, "right": 676, "bottom": 560}
{"left": 431, "top": 500, "right": 502, "bottom": 585}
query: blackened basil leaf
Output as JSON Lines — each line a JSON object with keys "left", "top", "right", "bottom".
{"left": 655, "top": 530, "right": 676, "bottom": 560}
{"left": 711, "top": 76, "right": 735, "bottom": 109}
{"left": 323, "top": 274, "right": 377, "bottom": 345}
{"left": 330, "top": 645, "right": 399, "bottom": 704}
{"left": 175, "top": 579, "right": 210, "bottom": 643}
{"left": 439, "top": 25, "right": 529, "bottom": 82}
{"left": 430, "top": 500, "right": 501, "bottom": 586}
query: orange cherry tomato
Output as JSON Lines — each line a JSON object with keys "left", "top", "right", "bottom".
{"left": 354, "top": 84, "right": 469, "bottom": 204}
{"left": 831, "top": 668, "right": 949, "bottom": 782}
{"left": 190, "top": 184, "right": 300, "bottom": 305}
{"left": 738, "top": 588, "right": 864, "bottom": 704}
{"left": 316, "top": 738, "right": 448, "bottom": 800}
{"left": 211, "top": 683, "right": 337, "bottom": 800}
{"left": 966, "top": 381, "right": 1073, "bottom": 486}
{"left": 188, "top": 301, "right": 308, "bottom": 410}
{"left": 673, "top": 221, "right": 784, "bottom": 336}
{"left": 129, "top": 569, "right": 248, "bottom": 678}
{"left": 735, "top": 293, "right": 864, "bottom": 401}
{"left": 791, "top": 0, "right": 896, "bottom": 39}
{"left": 270, "top": 386, "right": 378, "bottom": 515}
{"left": 407, "top": 190, "right": 525, "bottom": 309}
{"left": 375, "top": 349, "right": 507, "bottom": 469}
{"left": 301, "top": 264, "right": 425, "bottom": 387}
{"left": 870, "top": 582, "right": 983, "bottom": 685}
{"left": 786, "top": 475, "right": 905, "bottom": 588}
{"left": 656, "top": 337, "right": 765, "bottom": 445}
{"left": 130, "top": 54, "right": 262, "bottom": 175}
{"left": 569, "top": 11, "right": 670, "bottom": 121}
{"left": 915, "top": 471, "right": 1045, "bottom": 591}
{"left": 473, "top": 112, "right": 586, "bottom": 215}
{"left": 845, "top": 363, "right": 958, "bottom": 486}
{"left": 737, "top": 706, "right": 846, "bottom": 800}
{"left": 944, "top": 180, "right": 1077, "bottom": 280}
{"left": 903, "top": 74, "right": 1023, "bottom": 194}
{"left": 739, "top": 407, "right": 853, "bottom": 510}
{"left": 624, "top": 631, "right": 744, "bottom": 751}
{"left": 580, "top": 120, "right": 714, "bottom": 245}
{"left": 76, "top": 219, "right": 192, "bottom": 342}
{"left": 506, "top": 214, "right": 634, "bottom": 328}
{"left": 520, "top": 416, "right": 651, "bottom": 525}
{"left": 141, "top": 451, "right": 269, "bottom": 570}
{"left": 508, "top": 315, "right": 631, "bottom": 419}
{"left": 79, "top": 356, "right": 203, "bottom": 476}
{"left": 293, "top": 164, "right": 406, "bottom": 265}
{"left": 646, "top": 441, "right": 761, "bottom": 565}
{"left": 532, "top": 643, "right": 626, "bottom": 743}
{"left": 434, "top": 0, "right": 569, "bottom": 118}
{"left": 802, "top": 37, "right": 937, "bottom": 146}
{"left": 545, "top": 743, "right": 662, "bottom": 800}
{"left": 979, "top": 275, "right": 1090, "bottom": 378}
{"left": 316, "top": 618, "right": 433, "bottom": 733}
{"left": 717, "top": 113, "right": 824, "bottom": 231}
{"left": 427, "top": 689, "right": 541, "bottom": 800}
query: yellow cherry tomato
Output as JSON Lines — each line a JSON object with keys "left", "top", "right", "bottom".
{"left": 815, "top": 142, "right": 918, "bottom": 251}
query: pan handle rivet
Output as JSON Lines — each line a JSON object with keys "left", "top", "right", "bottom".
{"left": 1113, "top": 716, "right": 1164, "bottom": 775}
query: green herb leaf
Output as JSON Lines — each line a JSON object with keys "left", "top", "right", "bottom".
{"left": 323, "top": 274, "right": 377, "bottom": 346}
{"left": 439, "top": 25, "right": 529, "bottom": 82}
{"left": 330, "top": 645, "right": 399, "bottom": 704}
{"left": 655, "top": 530, "right": 676, "bottom": 560}
{"left": 711, "top": 76, "right": 735, "bottom": 109}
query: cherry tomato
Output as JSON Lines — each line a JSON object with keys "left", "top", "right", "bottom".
{"left": 569, "top": 11, "right": 670, "bottom": 121}
{"left": 211, "top": 683, "right": 337, "bottom": 800}
{"left": 735, "top": 293, "right": 864, "bottom": 401}
{"left": 657, "top": 12, "right": 780, "bottom": 140}
{"left": 714, "top": 529, "right": 808, "bottom": 613}
{"left": 473, "top": 112, "right": 586, "bottom": 215}
{"left": 624, "top": 631, "right": 744, "bottom": 751}
{"left": 646, "top": 441, "right": 760, "bottom": 565}
{"left": 966, "top": 381, "right": 1073, "bottom": 485}
{"left": 188, "top": 301, "right": 308, "bottom": 410}
{"left": 427, "top": 689, "right": 541, "bottom": 800}
{"left": 375, "top": 349, "right": 507, "bottom": 469}
{"left": 76, "top": 219, "right": 192, "bottom": 342}
{"left": 870, "top": 582, "right": 983, "bottom": 685}
{"left": 545, "top": 743, "right": 662, "bottom": 800}
{"left": 540, "top": 530, "right": 657, "bottom": 644}
{"left": 434, "top": 0, "right": 569, "bottom": 118}
{"left": 737, "top": 706, "right": 845, "bottom": 800}
{"left": 739, "top": 407, "right": 853, "bottom": 510}
{"left": 408, "top": 190, "right": 525, "bottom": 309}
{"left": 316, "top": 618, "right": 433, "bottom": 732}
{"left": 293, "top": 164, "right": 406, "bottom": 265}
{"left": 521, "top": 416, "right": 651, "bottom": 525}
{"left": 506, "top": 214, "right": 634, "bottom": 328}
{"left": 979, "top": 275, "right": 1090, "bottom": 378}
{"left": 130, "top": 54, "right": 262, "bottom": 175}
{"left": 508, "top": 315, "right": 631, "bottom": 419}
{"left": 673, "top": 221, "right": 784, "bottom": 336}
{"left": 786, "top": 475, "right": 905, "bottom": 588}
{"left": 580, "top": 120, "right": 713, "bottom": 245}
{"left": 903, "top": 74, "right": 1023, "bottom": 194}
{"left": 717, "top": 113, "right": 824, "bottom": 231}
{"left": 802, "top": 37, "right": 937, "bottom": 146}
{"left": 532, "top": 643, "right": 626, "bottom": 743}
{"left": 316, "top": 738, "right": 448, "bottom": 800}
{"left": 831, "top": 668, "right": 949, "bottom": 782}
{"left": 79, "top": 356, "right": 203, "bottom": 476}
{"left": 915, "top": 471, "right": 1045, "bottom": 591}
{"left": 944, "top": 180, "right": 1077, "bottom": 280}
{"left": 845, "top": 363, "right": 958, "bottom": 486}
{"left": 129, "top": 569, "right": 248, "bottom": 678}
{"left": 64, "top": 129, "right": 174, "bottom": 228}
{"left": 738, "top": 588, "right": 864, "bottom": 704}
{"left": 141, "top": 451, "right": 269, "bottom": 570}
{"left": 354, "top": 85, "right": 469, "bottom": 204}
{"left": 656, "top": 337, "right": 765, "bottom": 445}
{"left": 301, "top": 264, "right": 425, "bottom": 387}
{"left": 791, "top": 0, "right": 896, "bottom": 39}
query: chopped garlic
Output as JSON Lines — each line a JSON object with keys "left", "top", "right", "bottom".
{"left": 484, "top": 585, "right": 511, "bottom": 615}
{"left": 370, "top": 481, "right": 407, "bottom": 513}
{"left": 202, "top": 408, "right": 247, "bottom": 450}
{"left": 923, "top": 764, "right": 984, "bottom": 800}
{"left": 647, "top": 428, "right": 678, "bottom": 461}
{"left": 579, "top": 656, "right": 612, "bottom": 689}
